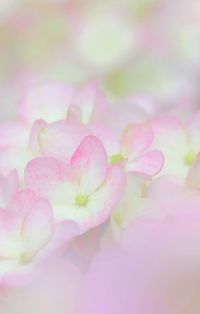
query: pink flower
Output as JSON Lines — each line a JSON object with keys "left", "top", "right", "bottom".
{"left": 25, "top": 136, "right": 126, "bottom": 232}
{"left": 151, "top": 115, "right": 200, "bottom": 176}
{"left": 0, "top": 194, "right": 54, "bottom": 278}
{"left": 0, "top": 81, "right": 107, "bottom": 176}
{"left": 68, "top": 80, "right": 107, "bottom": 124}
{"left": 110, "top": 122, "right": 164, "bottom": 178}
{"left": 18, "top": 81, "right": 106, "bottom": 126}
{"left": 0, "top": 189, "right": 80, "bottom": 285}
{"left": 30, "top": 118, "right": 90, "bottom": 162}
{"left": 17, "top": 81, "right": 75, "bottom": 125}
{"left": 109, "top": 174, "right": 156, "bottom": 243}
{"left": 30, "top": 115, "right": 122, "bottom": 167}
{"left": 0, "top": 184, "right": 79, "bottom": 282}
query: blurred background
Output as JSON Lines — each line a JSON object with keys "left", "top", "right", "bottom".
{"left": 0, "top": 0, "right": 200, "bottom": 119}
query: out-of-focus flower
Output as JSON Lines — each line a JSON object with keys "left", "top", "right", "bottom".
{"left": 103, "top": 171, "right": 200, "bottom": 313}
{"left": 186, "top": 153, "right": 200, "bottom": 190}
{"left": 30, "top": 118, "right": 90, "bottom": 162}
{"left": 0, "top": 255, "right": 84, "bottom": 314}
{"left": 18, "top": 81, "right": 107, "bottom": 126}
{"left": 0, "top": 186, "right": 80, "bottom": 283}
{"left": 76, "top": 12, "right": 136, "bottom": 70}
{"left": 30, "top": 117, "right": 121, "bottom": 169}
{"left": 18, "top": 81, "right": 75, "bottom": 125}
{"left": 0, "top": 169, "right": 19, "bottom": 208}
{"left": 0, "top": 81, "right": 107, "bottom": 177}
{"left": 25, "top": 136, "right": 126, "bottom": 232}
{"left": 0, "top": 196, "right": 54, "bottom": 279}
{"left": 0, "top": 0, "right": 20, "bottom": 19}
{"left": 0, "top": 121, "right": 32, "bottom": 177}
{"left": 82, "top": 168, "right": 200, "bottom": 314}
{"left": 109, "top": 174, "right": 156, "bottom": 243}
{"left": 151, "top": 115, "right": 200, "bottom": 176}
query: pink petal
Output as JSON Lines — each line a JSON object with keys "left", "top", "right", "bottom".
{"left": 66, "top": 104, "right": 82, "bottom": 122}
{"left": 18, "top": 81, "right": 75, "bottom": 125}
{"left": 0, "top": 209, "right": 17, "bottom": 234}
{"left": 0, "top": 209, "right": 20, "bottom": 258}
{"left": 151, "top": 116, "right": 185, "bottom": 134}
{"left": 0, "top": 122, "right": 29, "bottom": 149}
{"left": 41, "top": 220, "right": 81, "bottom": 259}
{"left": 29, "top": 119, "right": 47, "bottom": 156}
{"left": 73, "top": 81, "right": 107, "bottom": 124}
{"left": 151, "top": 117, "right": 189, "bottom": 176}
{"left": 22, "top": 199, "right": 54, "bottom": 256}
{"left": 10, "top": 189, "right": 38, "bottom": 218}
{"left": 88, "top": 164, "right": 126, "bottom": 228}
{"left": 130, "top": 94, "right": 157, "bottom": 116}
{"left": 188, "top": 110, "right": 200, "bottom": 133}
{"left": 71, "top": 136, "right": 108, "bottom": 194}
{"left": 37, "top": 119, "right": 90, "bottom": 162}
{"left": 186, "top": 154, "right": 200, "bottom": 190}
{"left": 127, "top": 150, "right": 164, "bottom": 177}
{"left": 90, "top": 124, "right": 120, "bottom": 156}
{"left": 25, "top": 157, "right": 70, "bottom": 197}
{"left": 0, "top": 170, "right": 19, "bottom": 208}
{"left": 120, "top": 122, "right": 154, "bottom": 157}
{"left": 188, "top": 111, "right": 200, "bottom": 153}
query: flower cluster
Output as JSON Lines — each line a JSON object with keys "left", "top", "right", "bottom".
{"left": 1, "top": 80, "right": 200, "bottom": 313}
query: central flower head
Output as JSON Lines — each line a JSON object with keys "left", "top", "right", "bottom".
{"left": 184, "top": 151, "right": 196, "bottom": 165}
{"left": 75, "top": 194, "right": 89, "bottom": 207}
{"left": 20, "top": 251, "right": 34, "bottom": 265}
{"left": 110, "top": 153, "right": 124, "bottom": 165}
{"left": 25, "top": 135, "right": 126, "bottom": 231}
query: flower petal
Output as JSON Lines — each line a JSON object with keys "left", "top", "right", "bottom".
{"left": 186, "top": 154, "right": 200, "bottom": 190}
{"left": 73, "top": 81, "right": 107, "bottom": 124}
{"left": 10, "top": 189, "right": 38, "bottom": 218}
{"left": 0, "top": 170, "right": 19, "bottom": 208}
{"left": 38, "top": 119, "right": 90, "bottom": 162}
{"left": 151, "top": 117, "right": 188, "bottom": 176}
{"left": 25, "top": 157, "right": 70, "bottom": 197}
{"left": 88, "top": 164, "right": 126, "bottom": 228}
{"left": 188, "top": 111, "right": 200, "bottom": 155}
{"left": 90, "top": 124, "right": 120, "bottom": 157}
{"left": 126, "top": 150, "right": 164, "bottom": 177}
{"left": 120, "top": 122, "right": 154, "bottom": 157}
{"left": 22, "top": 199, "right": 54, "bottom": 256}
{"left": 18, "top": 81, "right": 75, "bottom": 125}
{"left": 0, "top": 209, "right": 22, "bottom": 258}
{"left": 29, "top": 119, "right": 47, "bottom": 156}
{"left": 71, "top": 136, "right": 108, "bottom": 194}
{"left": 41, "top": 220, "right": 81, "bottom": 259}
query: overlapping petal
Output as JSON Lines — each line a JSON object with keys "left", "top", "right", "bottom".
{"left": 18, "top": 81, "right": 75, "bottom": 125}
{"left": 71, "top": 135, "right": 108, "bottom": 194}
{"left": 33, "top": 119, "right": 90, "bottom": 162}
{"left": 21, "top": 199, "right": 54, "bottom": 257}
{"left": 120, "top": 122, "right": 154, "bottom": 157}
{"left": 25, "top": 135, "right": 126, "bottom": 232}
{"left": 126, "top": 150, "right": 164, "bottom": 177}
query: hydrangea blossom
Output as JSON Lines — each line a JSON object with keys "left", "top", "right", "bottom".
{"left": 18, "top": 81, "right": 107, "bottom": 126}
{"left": 25, "top": 135, "right": 126, "bottom": 232}
{"left": 0, "top": 77, "right": 200, "bottom": 314}
{"left": 110, "top": 122, "right": 164, "bottom": 177}
{"left": 0, "top": 197, "right": 54, "bottom": 277}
